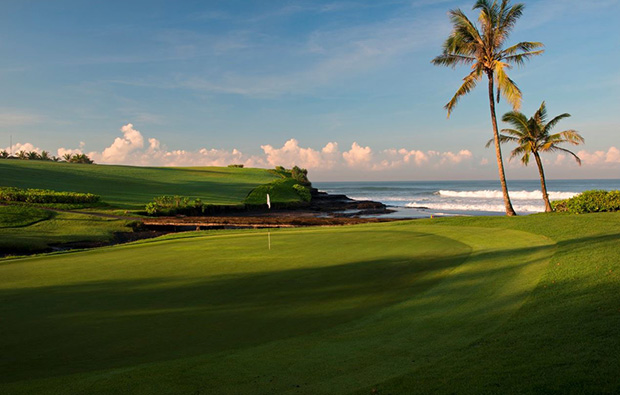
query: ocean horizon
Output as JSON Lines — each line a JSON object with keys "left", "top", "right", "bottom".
{"left": 314, "top": 179, "right": 620, "bottom": 218}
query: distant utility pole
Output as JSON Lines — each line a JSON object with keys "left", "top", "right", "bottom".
{"left": 9, "top": 134, "right": 12, "bottom": 156}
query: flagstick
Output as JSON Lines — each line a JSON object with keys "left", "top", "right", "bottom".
{"left": 267, "top": 193, "right": 271, "bottom": 250}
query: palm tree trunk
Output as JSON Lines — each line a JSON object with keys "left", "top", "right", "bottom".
{"left": 533, "top": 151, "right": 553, "bottom": 212}
{"left": 487, "top": 74, "right": 517, "bottom": 216}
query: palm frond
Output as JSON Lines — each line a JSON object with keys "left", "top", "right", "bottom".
{"left": 431, "top": 53, "right": 476, "bottom": 68}
{"left": 499, "top": 127, "right": 526, "bottom": 139}
{"left": 503, "top": 50, "right": 544, "bottom": 67}
{"left": 501, "top": 111, "right": 529, "bottom": 133}
{"left": 498, "top": 2, "right": 524, "bottom": 39}
{"left": 495, "top": 63, "right": 522, "bottom": 110}
{"left": 501, "top": 41, "right": 544, "bottom": 56}
{"left": 533, "top": 101, "right": 548, "bottom": 125}
{"left": 445, "top": 67, "right": 483, "bottom": 117}
{"left": 509, "top": 145, "right": 529, "bottom": 163}
{"left": 485, "top": 133, "right": 519, "bottom": 148}
{"left": 543, "top": 113, "right": 571, "bottom": 134}
{"left": 547, "top": 146, "right": 582, "bottom": 165}
{"left": 448, "top": 9, "right": 483, "bottom": 48}
{"left": 544, "top": 130, "right": 584, "bottom": 148}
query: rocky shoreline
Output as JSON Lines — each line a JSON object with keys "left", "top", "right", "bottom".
{"left": 306, "top": 188, "right": 393, "bottom": 217}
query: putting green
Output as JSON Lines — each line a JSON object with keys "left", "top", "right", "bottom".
{"left": 0, "top": 222, "right": 554, "bottom": 394}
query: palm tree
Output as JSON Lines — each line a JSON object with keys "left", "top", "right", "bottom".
{"left": 62, "top": 153, "right": 73, "bottom": 162}
{"left": 489, "top": 102, "right": 584, "bottom": 212}
{"left": 432, "top": 0, "right": 544, "bottom": 216}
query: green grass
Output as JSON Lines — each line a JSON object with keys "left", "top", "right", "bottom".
{"left": 0, "top": 211, "right": 134, "bottom": 254}
{"left": 0, "top": 161, "right": 280, "bottom": 210}
{"left": 244, "top": 177, "right": 307, "bottom": 205}
{"left": 3, "top": 213, "right": 617, "bottom": 393}
{"left": 0, "top": 205, "right": 52, "bottom": 228}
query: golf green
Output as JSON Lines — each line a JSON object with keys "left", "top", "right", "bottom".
{"left": 0, "top": 222, "right": 554, "bottom": 393}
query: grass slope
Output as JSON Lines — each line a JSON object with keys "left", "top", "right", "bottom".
{"left": 5, "top": 213, "right": 612, "bottom": 393}
{"left": 0, "top": 205, "right": 52, "bottom": 228}
{"left": 0, "top": 210, "right": 134, "bottom": 254}
{"left": 0, "top": 161, "right": 279, "bottom": 209}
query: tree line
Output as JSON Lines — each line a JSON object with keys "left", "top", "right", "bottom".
{"left": 0, "top": 150, "right": 94, "bottom": 164}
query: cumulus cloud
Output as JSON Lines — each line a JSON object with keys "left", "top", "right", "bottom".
{"left": 15, "top": 123, "right": 619, "bottom": 180}
{"left": 343, "top": 142, "right": 372, "bottom": 167}
{"left": 2, "top": 142, "right": 42, "bottom": 154}
{"left": 440, "top": 150, "right": 473, "bottom": 164}
{"left": 578, "top": 146, "right": 620, "bottom": 165}
{"left": 82, "top": 123, "right": 260, "bottom": 167}
{"left": 97, "top": 123, "right": 145, "bottom": 163}
{"left": 3, "top": 124, "right": 479, "bottom": 172}
{"left": 261, "top": 139, "right": 339, "bottom": 169}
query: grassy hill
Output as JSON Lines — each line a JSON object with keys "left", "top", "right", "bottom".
{"left": 1, "top": 213, "right": 619, "bottom": 393}
{"left": 0, "top": 161, "right": 281, "bottom": 209}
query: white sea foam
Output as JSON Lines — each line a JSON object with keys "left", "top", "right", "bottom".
{"left": 406, "top": 201, "right": 544, "bottom": 213}
{"left": 438, "top": 190, "right": 578, "bottom": 200}
{"left": 348, "top": 195, "right": 417, "bottom": 202}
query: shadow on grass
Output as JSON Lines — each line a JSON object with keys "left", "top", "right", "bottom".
{"left": 0, "top": 240, "right": 561, "bottom": 384}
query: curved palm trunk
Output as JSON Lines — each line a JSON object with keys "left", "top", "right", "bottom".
{"left": 487, "top": 74, "right": 517, "bottom": 216}
{"left": 533, "top": 151, "right": 553, "bottom": 212}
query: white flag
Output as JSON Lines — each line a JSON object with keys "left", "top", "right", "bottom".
{"left": 266, "top": 193, "right": 271, "bottom": 209}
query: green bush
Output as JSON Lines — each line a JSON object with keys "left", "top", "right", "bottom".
{"left": 552, "top": 190, "right": 620, "bottom": 214}
{"left": 0, "top": 187, "right": 100, "bottom": 204}
{"left": 227, "top": 164, "right": 244, "bottom": 168}
{"left": 293, "top": 184, "right": 311, "bottom": 202}
{"left": 291, "top": 166, "right": 311, "bottom": 186}
{"left": 144, "top": 195, "right": 253, "bottom": 216}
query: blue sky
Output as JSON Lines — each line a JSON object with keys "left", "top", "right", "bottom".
{"left": 1, "top": 0, "right": 618, "bottom": 181}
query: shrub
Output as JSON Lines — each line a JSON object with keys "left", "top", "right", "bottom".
{"left": 293, "top": 184, "right": 311, "bottom": 202}
{"left": 145, "top": 195, "right": 209, "bottom": 216}
{"left": 291, "top": 166, "right": 311, "bottom": 186}
{"left": 145, "top": 202, "right": 159, "bottom": 215}
{"left": 228, "top": 164, "right": 244, "bottom": 168}
{"left": 552, "top": 190, "right": 620, "bottom": 214}
{"left": 0, "top": 187, "right": 100, "bottom": 204}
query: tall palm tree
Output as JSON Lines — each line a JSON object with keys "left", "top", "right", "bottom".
{"left": 490, "top": 102, "right": 584, "bottom": 212}
{"left": 432, "top": 0, "right": 544, "bottom": 216}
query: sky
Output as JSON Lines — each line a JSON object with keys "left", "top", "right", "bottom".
{"left": 0, "top": 0, "right": 618, "bottom": 181}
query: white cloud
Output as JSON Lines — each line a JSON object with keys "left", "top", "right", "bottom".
{"left": 2, "top": 142, "right": 42, "bottom": 154}
{"left": 343, "top": 142, "right": 372, "bottom": 167}
{"left": 96, "top": 123, "right": 145, "bottom": 163}
{"left": 261, "top": 138, "right": 339, "bottom": 169}
{"left": 440, "top": 150, "right": 473, "bottom": 164}
{"left": 10, "top": 123, "right": 619, "bottom": 180}
{"left": 578, "top": 146, "right": 620, "bottom": 165}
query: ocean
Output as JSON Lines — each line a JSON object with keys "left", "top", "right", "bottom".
{"left": 314, "top": 179, "right": 620, "bottom": 218}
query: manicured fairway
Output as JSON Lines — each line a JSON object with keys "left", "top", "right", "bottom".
{"left": 0, "top": 161, "right": 279, "bottom": 209}
{"left": 0, "top": 208, "right": 133, "bottom": 254}
{"left": 3, "top": 214, "right": 605, "bottom": 394}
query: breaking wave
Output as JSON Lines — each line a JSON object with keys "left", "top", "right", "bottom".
{"left": 405, "top": 201, "right": 544, "bottom": 213}
{"left": 437, "top": 190, "right": 578, "bottom": 200}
